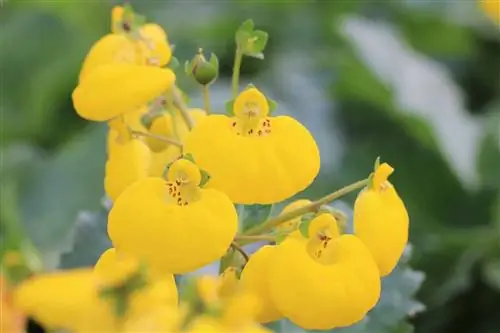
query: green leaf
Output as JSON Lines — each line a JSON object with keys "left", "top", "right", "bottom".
{"left": 225, "top": 100, "right": 235, "bottom": 116}
{"left": 59, "top": 208, "right": 112, "bottom": 269}
{"left": 240, "top": 204, "right": 273, "bottom": 232}
{"left": 250, "top": 30, "right": 269, "bottom": 53}
{"left": 19, "top": 125, "right": 106, "bottom": 268}
{"left": 238, "top": 19, "right": 254, "bottom": 34}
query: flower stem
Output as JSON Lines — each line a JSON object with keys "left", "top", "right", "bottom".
{"left": 244, "top": 178, "right": 369, "bottom": 236}
{"left": 235, "top": 235, "right": 275, "bottom": 243}
{"left": 230, "top": 241, "right": 249, "bottom": 263}
{"left": 131, "top": 130, "right": 182, "bottom": 147}
{"left": 172, "top": 85, "right": 194, "bottom": 131}
{"left": 231, "top": 49, "right": 243, "bottom": 99}
{"left": 202, "top": 85, "right": 211, "bottom": 114}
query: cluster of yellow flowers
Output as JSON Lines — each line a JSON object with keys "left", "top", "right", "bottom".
{"left": 4, "top": 4, "right": 410, "bottom": 333}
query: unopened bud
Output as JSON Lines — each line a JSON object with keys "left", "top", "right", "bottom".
{"left": 185, "top": 49, "right": 219, "bottom": 86}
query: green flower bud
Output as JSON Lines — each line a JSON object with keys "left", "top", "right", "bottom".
{"left": 185, "top": 49, "right": 219, "bottom": 86}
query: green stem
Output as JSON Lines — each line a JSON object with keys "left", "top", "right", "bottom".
{"left": 202, "top": 85, "right": 211, "bottom": 114}
{"left": 244, "top": 178, "right": 369, "bottom": 236}
{"left": 230, "top": 241, "right": 249, "bottom": 263}
{"left": 231, "top": 49, "right": 243, "bottom": 99}
{"left": 235, "top": 235, "right": 275, "bottom": 244}
{"left": 131, "top": 130, "right": 182, "bottom": 147}
{"left": 172, "top": 86, "right": 194, "bottom": 131}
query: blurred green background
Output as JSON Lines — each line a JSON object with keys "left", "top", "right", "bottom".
{"left": 1, "top": 0, "right": 499, "bottom": 333}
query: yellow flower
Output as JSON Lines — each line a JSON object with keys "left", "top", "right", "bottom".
{"left": 108, "top": 158, "right": 238, "bottom": 274}
{"left": 123, "top": 105, "right": 149, "bottom": 132}
{"left": 110, "top": 6, "right": 172, "bottom": 67}
{"left": 353, "top": 162, "right": 409, "bottom": 277}
{"left": 184, "top": 87, "right": 320, "bottom": 204}
{"left": 1, "top": 277, "right": 25, "bottom": 333}
{"left": 13, "top": 249, "right": 179, "bottom": 332}
{"left": 479, "top": 0, "right": 500, "bottom": 23}
{"left": 78, "top": 34, "right": 139, "bottom": 83}
{"left": 13, "top": 269, "right": 116, "bottom": 332}
{"left": 147, "top": 109, "right": 207, "bottom": 152}
{"left": 72, "top": 63, "right": 175, "bottom": 122}
{"left": 268, "top": 234, "right": 380, "bottom": 330}
{"left": 94, "top": 248, "right": 179, "bottom": 309}
{"left": 275, "top": 199, "right": 312, "bottom": 232}
{"left": 105, "top": 118, "right": 151, "bottom": 202}
{"left": 240, "top": 245, "right": 282, "bottom": 323}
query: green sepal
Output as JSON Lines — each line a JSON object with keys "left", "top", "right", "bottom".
{"left": 141, "top": 110, "right": 164, "bottom": 130}
{"left": 184, "top": 60, "right": 192, "bottom": 76}
{"left": 209, "top": 53, "right": 219, "bottom": 73}
{"left": 239, "top": 19, "right": 255, "bottom": 33}
{"left": 225, "top": 100, "right": 235, "bottom": 116}
{"left": 250, "top": 30, "right": 269, "bottom": 54}
{"left": 367, "top": 172, "right": 375, "bottom": 190}
{"left": 268, "top": 98, "right": 277, "bottom": 114}
{"left": 245, "top": 83, "right": 257, "bottom": 90}
{"left": 168, "top": 56, "right": 180, "bottom": 71}
{"left": 374, "top": 156, "right": 381, "bottom": 171}
{"left": 199, "top": 169, "right": 211, "bottom": 188}
{"left": 182, "top": 153, "right": 196, "bottom": 163}
{"left": 298, "top": 213, "right": 315, "bottom": 238}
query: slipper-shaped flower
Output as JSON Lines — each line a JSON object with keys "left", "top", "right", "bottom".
{"left": 185, "top": 87, "right": 320, "bottom": 204}
{"left": 353, "top": 162, "right": 409, "bottom": 276}
{"left": 72, "top": 63, "right": 175, "bottom": 121}
{"left": 108, "top": 158, "right": 238, "bottom": 274}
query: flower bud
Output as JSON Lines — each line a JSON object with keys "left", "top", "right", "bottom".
{"left": 185, "top": 49, "right": 219, "bottom": 86}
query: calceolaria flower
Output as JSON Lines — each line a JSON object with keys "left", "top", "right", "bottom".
{"left": 267, "top": 213, "right": 381, "bottom": 330}
{"left": 1, "top": 276, "right": 25, "bottom": 333}
{"left": 73, "top": 63, "right": 175, "bottom": 121}
{"left": 105, "top": 117, "right": 151, "bottom": 202}
{"left": 13, "top": 250, "right": 178, "bottom": 333}
{"left": 185, "top": 87, "right": 320, "bottom": 204}
{"left": 78, "top": 5, "right": 171, "bottom": 82}
{"left": 353, "top": 162, "right": 409, "bottom": 277}
{"left": 108, "top": 158, "right": 238, "bottom": 274}
{"left": 274, "top": 199, "right": 312, "bottom": 232}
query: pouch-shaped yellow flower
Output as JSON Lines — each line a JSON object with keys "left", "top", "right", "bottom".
{"left": 108, "top": 158, "right": 238, "bottom": 274}
{"left": 184, "top": 87, "right": 320, "bottom": 204}
{"left": 240, "top": 245, "right": 282, "bottom": 323}
{"left": 353, "top": 163, "right": 409, "bottom": 277}
{"left": 149, "top": 145, "right": 182, "bottom": 177}
{"left": 72, "top": 63, "right": 175, "bottom": 121}
{"left": 268, "top": 234, "right": 380, "bottom": 330}
{"left": 13, "top": 269, "right": 116, "bottom": 332}
{"left": 105, "top": 119, "right": 151, "bottom": 202}
{"left": 78, "top": 34, "right": 138, "bottom": 83}
{"left": 1, "top": 277, "right": 25, "bottom": 333}
{"left": 94, "top": 248, "right": 178, "bottom": 307}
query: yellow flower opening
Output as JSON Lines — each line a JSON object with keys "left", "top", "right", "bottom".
{"left": 72, "top": 64, "right": 176, "bottom": 122}
{"left": 185, "top": 87, "right": 320, "bottom": 205}
{"left": 108, "top": 159, "right": 238, "bottom": 274}
{"left": 268, "top": 235, "right": 381, "bottom": 330}
{"left": 353, "top": 162, "right": 409, "bottom": 276}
